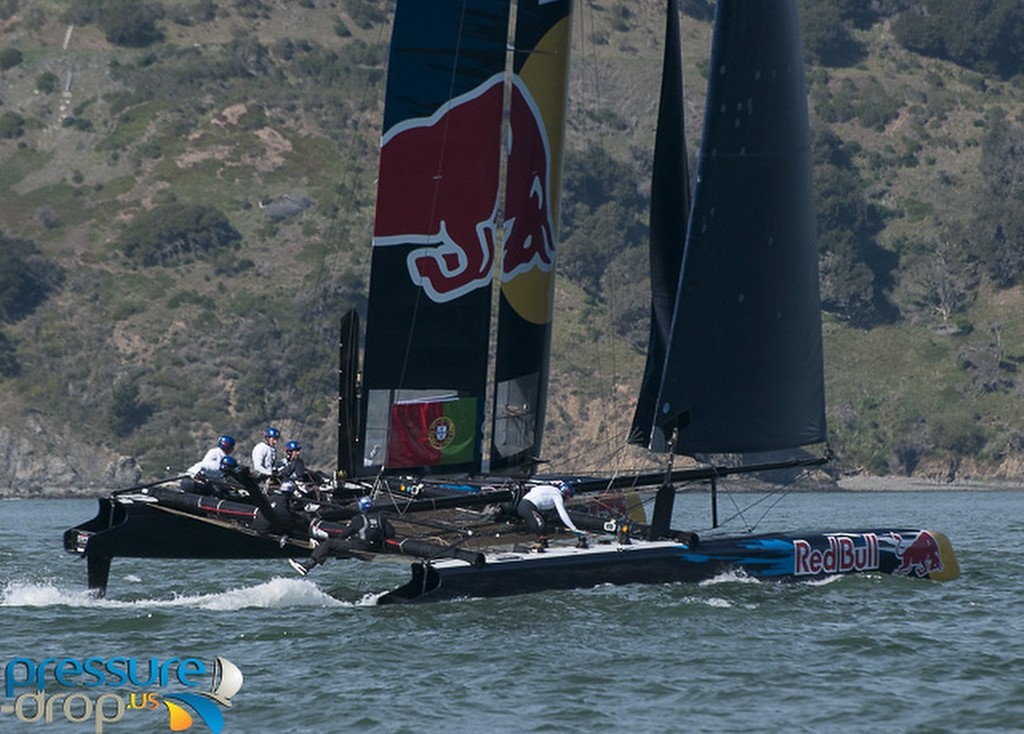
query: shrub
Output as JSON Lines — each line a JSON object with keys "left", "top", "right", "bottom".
{"left": 120, "top": 204, "right": 242, "bottom": 266}
{"left": 0, "top": 111, "right": 24, "bottom": 138}
{"left": 0, "top": 47, "right": 22, "bottom": 70}
{"left": 36, "top": 71, "right": 60, "bottom": 94}
{"left": 0, "top": 233, "right": 64, "bottom": 322}
{"left": 99, "top": 0, "right": 165, "bottom": 48}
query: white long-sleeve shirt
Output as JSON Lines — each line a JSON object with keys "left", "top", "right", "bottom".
{"left": 188, "top": 447, "right": 227, "bottom": 478}
{"left": 522, "top": 484, "right": 579, "bottom": 532}
{"left": 251, "top": 441, "right": 277, "bottom": 478}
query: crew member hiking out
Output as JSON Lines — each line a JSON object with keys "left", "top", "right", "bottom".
{"left": 288, "top": 496, "right": 395, "bottom": 576}
{"left": 222, "top": 457, "right": 311, "bottom": 538}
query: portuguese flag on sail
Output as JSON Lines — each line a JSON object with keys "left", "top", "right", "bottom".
{"left": 386, "top": 396, "right": 478, "bottom": 469}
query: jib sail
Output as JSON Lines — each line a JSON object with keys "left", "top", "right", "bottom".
{"left": 652, "top": 0, "right": 827, "bottom": 455}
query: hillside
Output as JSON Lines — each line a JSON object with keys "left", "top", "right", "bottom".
{"left": 1, "top": 1, "right": 1024, "bottom": 495}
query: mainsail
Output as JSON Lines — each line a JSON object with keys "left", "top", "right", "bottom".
{"left": 361, "top": 0, "right": 571, "bottom": 475}
{"left": 639, "top": 0, "right": 827, "bottom": 455}
{"left": 362, "top": 0, "right": 510, "bottom": 474}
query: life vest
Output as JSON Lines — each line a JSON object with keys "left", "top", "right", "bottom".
{"left": 357, "top": 513, "right": 383, "bottom": 544}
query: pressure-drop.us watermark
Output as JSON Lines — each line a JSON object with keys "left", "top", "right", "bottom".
{"left": 1, "top": 655, "right": 243, "bottom": 733}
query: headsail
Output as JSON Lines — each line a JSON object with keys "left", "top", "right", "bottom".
{"left": 629, "top": 0, "right": 690, "bottom": 452}
{"left": 647, "top": 0, "right": 827, "bottom": 455}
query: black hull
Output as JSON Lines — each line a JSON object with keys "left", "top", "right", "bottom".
{"left": 64, "top": 495, "right": 306, "bottom": 559}
{"left": 63, "top": 489, "right": 485, "bottom": 596}
{"left": 64, "top": 492, "right": 312, "bottom": 596}
{"left": 379, "top": 528, "right": 960, "bottom": 604}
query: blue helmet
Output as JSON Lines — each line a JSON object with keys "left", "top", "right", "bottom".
{"left": 357, "top": 496, "right": 373, "bottom": 512}
{"left": 559, "top": 481, "right": 574, "bottom": 498}
{"left": 218, "top": 434, "right": 236, "bottom": 452}
{"left": 220, "top": 455, "right": 239, "bottom": 474}
{"left": 285, "top": 440, "right": 301, "bottom": 452}
{"left": 264, "top": 426, "right": 281, "bottom": 439}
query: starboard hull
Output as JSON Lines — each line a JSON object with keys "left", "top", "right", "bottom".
{"left": 378, "top": 528, "right": 960, "bottom": 603}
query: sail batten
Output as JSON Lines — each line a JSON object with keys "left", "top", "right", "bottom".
{"left": 647, "top": 0, "right": 827, "bottom": 455}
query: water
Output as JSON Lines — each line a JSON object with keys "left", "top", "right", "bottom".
{"left": 2, "top": 488, "right": 1022, "bottom": 733}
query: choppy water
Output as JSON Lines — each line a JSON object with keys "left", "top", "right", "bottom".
{"left": 2, "top": 488, "right": 1022, "bottom": 733}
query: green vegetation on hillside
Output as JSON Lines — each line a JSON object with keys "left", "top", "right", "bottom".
{"left": 0, "top": 0, "right": 1023, "bottom": 481}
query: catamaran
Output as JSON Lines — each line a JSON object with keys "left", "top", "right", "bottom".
{"left": 65, "top": 0, "right": 959, "bottom": 602}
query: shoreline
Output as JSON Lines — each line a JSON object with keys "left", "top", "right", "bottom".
{"left": 836, "top": 475, "right": 1024, "bottom": 492}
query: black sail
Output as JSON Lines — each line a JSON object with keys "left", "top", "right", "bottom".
{"left": 653, "top": 0, "right": 826, "bottom": 454}
{"left": 629, "top": 0, "right": 690, "bottom": 451}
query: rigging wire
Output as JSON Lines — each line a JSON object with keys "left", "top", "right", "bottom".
{"left": 280, "top": 4, "right": 394, "bottom": 461}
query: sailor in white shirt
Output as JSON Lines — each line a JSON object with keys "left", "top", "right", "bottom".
{"left": 251, "top": 426, "right": 281, "bottom": 480}
{"left": 187, "top": 434, "right": 236, "bottom": 479}
{"left": 517, "top": 481, "right": 580, "bottom": 546}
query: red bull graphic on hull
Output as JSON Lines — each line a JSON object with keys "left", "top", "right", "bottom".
{"left": 373, "top": 74, "right": 556, "bottom": 304}
{"left": 794, "top": 533, "right": 880, "bottom": 576}
{"left": 892, "top": 530, "right": 944, "bottom": 577}
{"left": 791, "top": 530, "right": 955, "bottom": 580}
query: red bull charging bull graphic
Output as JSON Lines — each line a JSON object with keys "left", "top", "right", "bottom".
{"left": 373, "top": 74, "right": 503, "bottom": 303}
{"left": 373, "top": 75, "right": 555, "bottom": 303}
{"left": 892, "top": 530, "right": 945, "bottom": 577}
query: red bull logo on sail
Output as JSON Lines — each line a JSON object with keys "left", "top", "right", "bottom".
{"left": 794, "top": 533, "right": 880, "bottom": 575}
{"left": 501, "top": 75, "right": 556, "bottom": 284}
{"left": 373, "top": 74, "right": 555, "bottom": 304}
